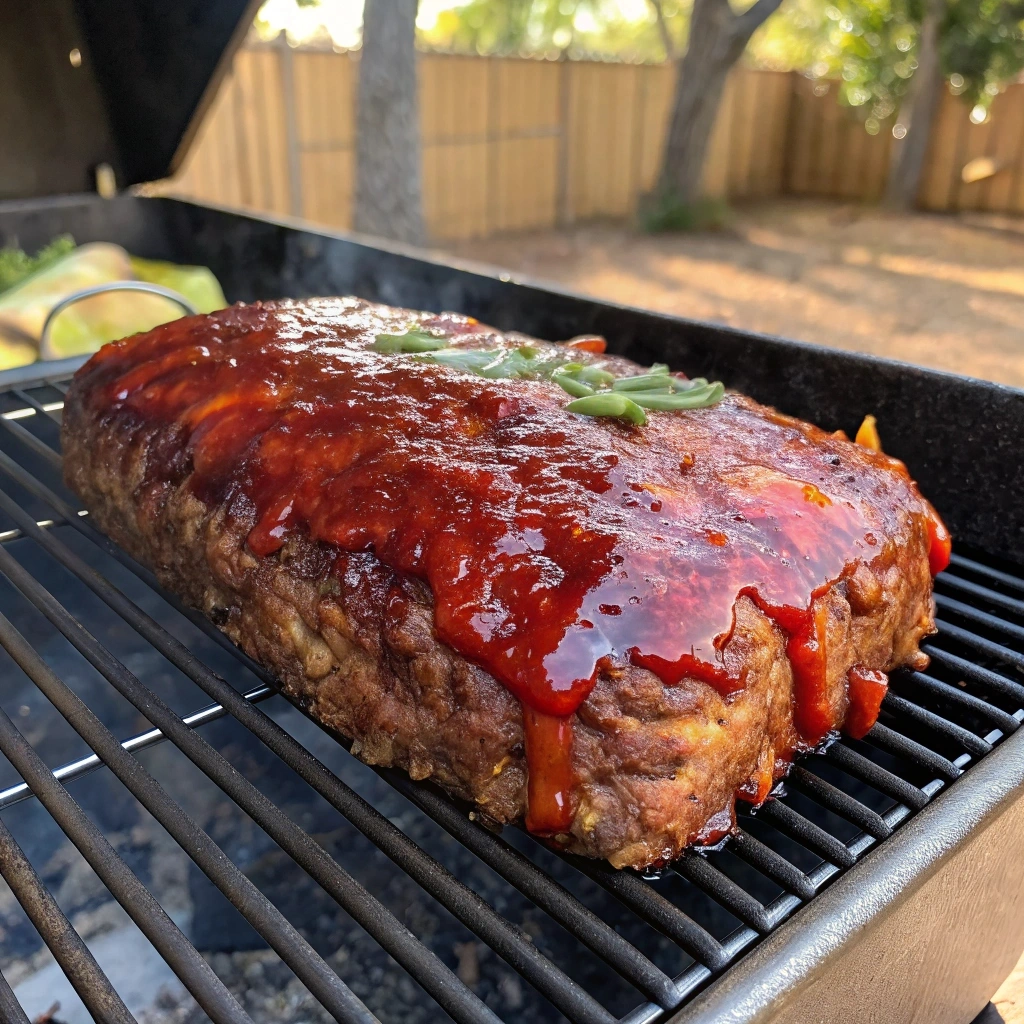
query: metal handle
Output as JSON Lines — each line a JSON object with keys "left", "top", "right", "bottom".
{"left": 40, "top": 281, "right": 198, "bottom": 350}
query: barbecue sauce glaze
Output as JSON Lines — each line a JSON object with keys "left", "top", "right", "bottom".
{"left": 81, "top": 300, "right": 951, "bottom": 836}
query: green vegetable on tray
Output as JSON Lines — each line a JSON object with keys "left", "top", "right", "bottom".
{"left": 0, "top": 234, "right": 76, "bottom": 294}
{"left": 0, "top": 238, "right": 227, "bottom": 370}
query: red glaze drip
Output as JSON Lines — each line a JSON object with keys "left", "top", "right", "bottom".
{"left": 844, "top": 665, "right": 889, "bottom": 740}
{"left": 76, "top": 300, "right": 949, "bottom": 836}
{"left": 927, "top": 511, "right": 952, "bottom": 576}
{"left": 691, "top": 807, "right": 735, "bottom": 847}
{"left": 523, "top": 709, "right": 575, "bottom": 834}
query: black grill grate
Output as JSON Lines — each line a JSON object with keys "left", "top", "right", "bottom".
{"left": 0, "top": 375, "right": 1022, "bottom": 1024}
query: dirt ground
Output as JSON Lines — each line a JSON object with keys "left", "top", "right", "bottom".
{"left": 448, "top": 198, "right": 1024, "bottom": 1023}
{"left": 444, "top": 198, "right": 1024, "bottom": 390}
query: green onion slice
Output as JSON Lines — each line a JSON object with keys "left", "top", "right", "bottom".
{"left": 629, "top": 382, "right": 725, "bottom": 409}
{"left": 612, "top": 372, "right": 673, "bottom": 392}
{"left": 566, "top": 393, "right": 647, "bottom": 425}
{"left": 374, "top": 329, "right": 448, "bottom": 353}
{"left": 553, "top": 374, "right": 596, "bottom": 398}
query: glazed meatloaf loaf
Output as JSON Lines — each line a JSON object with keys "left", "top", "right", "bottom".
{"left": 62, "top": 297, "right": 951, "bottom": 869}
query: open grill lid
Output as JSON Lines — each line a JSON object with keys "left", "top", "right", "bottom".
{"left": 0, "top": 0, "right": 258, "bottom": 201}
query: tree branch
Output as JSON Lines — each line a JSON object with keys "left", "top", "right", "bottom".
{"left": 648, "top": 0, "right": 676, "bottom": 61}
{"left": 731, "top": 0, "right": 785, "bottom": 44}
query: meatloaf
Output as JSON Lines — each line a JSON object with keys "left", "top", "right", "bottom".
{"left": 61, "top": 297, "right": 950, "bottom": 869}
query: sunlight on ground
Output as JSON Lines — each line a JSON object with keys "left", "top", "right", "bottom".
{"left": 997, "top": 950, "right": 1024, "bottom": 1023}
{"left": 446, "top": 199, "right": 1024, "bottom": 389}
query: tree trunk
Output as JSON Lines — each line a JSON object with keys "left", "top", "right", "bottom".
{"left": 884, "top": 0, "right": 945, "bottom": 209}
{"left": 656, "top": 0, "right": 783, "bottom": 205}
{"left": 354, "top": 0, "right": 424, "bottom": 245}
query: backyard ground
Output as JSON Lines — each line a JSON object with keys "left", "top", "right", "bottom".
{"left": 445, "top": 198, "right": 1024, "bottom": 390}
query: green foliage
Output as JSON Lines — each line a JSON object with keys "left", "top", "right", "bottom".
{"left": 0, "top": 235, "right": 76, "bottom": 295}
{"left": 805, "top": 0, "right": 1024, "bottom": 129}
{"left": 751, "top": 0, "right": 835, "bottom": 69}
{"left": 944, "top": 0, "right": 1024, "bottom": 108}
{"left": 419, "top": 0, "right": 682, "bottom": 59}
{"left": 638, "top": 191, "right": 733, "bottom": 233}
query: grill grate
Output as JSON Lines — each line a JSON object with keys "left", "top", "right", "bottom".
{"left": 0, "top": 375, "right": 1022, "bottom": 1024}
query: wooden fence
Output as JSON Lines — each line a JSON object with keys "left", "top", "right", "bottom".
{"left": 168, "top": 38, "right": 1024, "bottom": 241}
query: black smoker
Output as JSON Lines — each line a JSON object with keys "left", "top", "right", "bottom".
{"left": 1, "top": 3, "right": 1023, "bottom": 1024}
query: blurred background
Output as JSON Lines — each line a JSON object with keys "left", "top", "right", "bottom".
{"left": 147, "top": 0, "right": 1024, "bottom": 387}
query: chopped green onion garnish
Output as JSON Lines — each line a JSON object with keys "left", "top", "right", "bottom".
{"left": 575, "top": 365, "right": 617, "bottom": 386}
{"left": 629, "top": 382, "right": 725, "bottom": 409}
{"left": 374, "top": 329, "right": 448, "bottom": 353}
{"left": 380, "top": 334, "right": 722, "bottom": 424}
{"left": 566, "top": 393, "right": 647, "bottom": 425}
{"left": 553, "top": 374, "right": 596, "bottom": 398}
{"left": 612, "top": 372, "right": 674, "bottom": 392}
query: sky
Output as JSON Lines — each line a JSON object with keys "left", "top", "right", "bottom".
{"left": 255, "top": 0, "right": 654, "bottom": 48}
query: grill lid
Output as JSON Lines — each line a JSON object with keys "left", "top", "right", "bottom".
{"left": 0, "top": 0, "right": 258, "bottom": 202}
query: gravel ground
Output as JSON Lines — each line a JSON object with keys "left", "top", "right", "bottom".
{"left": 442, "top": 199, "right": 1024, "bottom": 390}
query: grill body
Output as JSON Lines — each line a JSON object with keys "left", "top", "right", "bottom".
{"left": 0, "top": 192, "right": 1022, "bottom": 1024}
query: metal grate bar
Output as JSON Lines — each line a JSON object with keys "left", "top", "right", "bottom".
{"left": 0, "top": 968, "right": 30, "bottom": 1024}
{"left": 938, "top": 570, "right": 1024, "bottom": 619}
{"left": 0, "top": 703, "right": 253, "bottom": 1024}
{"left": 897, "top": 672, "right": 1021, "bottom": 734}
{"left": 751, "top": 800, "right": 856, "bottom": 869}
{"left": 379, "top": 772, "right": 680, "bottom": 1008}
{"left": 10, "top": 388, "right": 63, "bottom": 425}
{"left": 674, "top": 855, "right": 770, "bottom": 934}
{"left": 935, "top": 592, "right": 1024, "bottom": 646}
{"left": 0, "top": 684, "right": 275, "bottom": 812}
{"left": 0, "top": 814, "right": 137, "bottom": 1024}
{"left": 575, "top": 859, "right": 730, "bottom": 973}
{"left": 923, "top": 644, "right": 1024, "bottom": 704}
{"left": 934, "top": 618, "right": 1024, "bottom": 675}
{"left": 786, "top": 766, "right": 891, "bottom": 840}
{"left": 948, "top": 552, "right": 1024, "bottom": 594}
{"left": 0, "top": 607, "right": 380, "bottom": 1024}
{"left": 0, "top": 482, "right": 617, "bottom": 1024}
{"left": 864, "top": 722, "right": 962, "bottom": 781}
{"left": 729, "top": 829, "right": 816, "bottom": 901}
{"left": 880, "top": 691, "right": 991, "bottom": 759}
{"left": 0, "top": 414, "right": 63, "bottom": 471}
{"left": 825, "top": 742, "right": 928, "bottom": 811}
{"left": 0, "top": 541, "right": 504, "bottom": 1024}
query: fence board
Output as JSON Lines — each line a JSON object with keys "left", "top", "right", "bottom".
{"left": 956, "top": 107, "right": 996, "bottom": 212}
{"left": 983, "top": 87, "right": 1024, "bottom": 212}
{"left": 166, "top": 44, "right": 1024, "bottom": 241}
